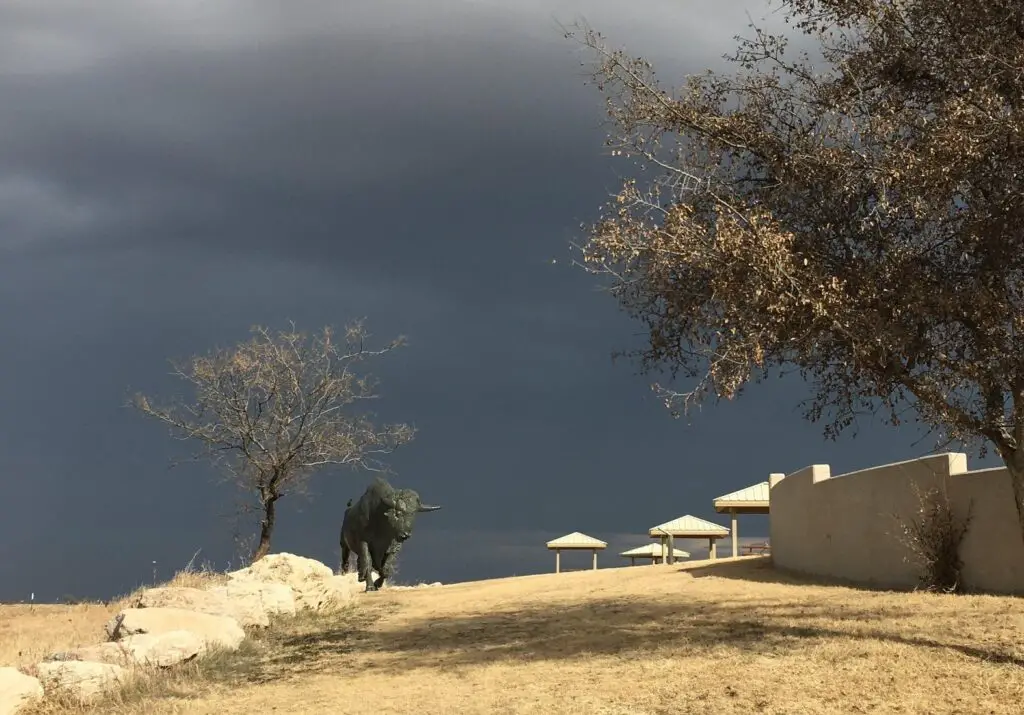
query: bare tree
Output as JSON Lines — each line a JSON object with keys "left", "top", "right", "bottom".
{"left": 569, "top": 1, "right": 1024, "bottom": 542}
{"left": 133, "top": 321, "right": 415, "bottom": 562}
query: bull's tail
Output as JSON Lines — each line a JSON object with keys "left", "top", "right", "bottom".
{"left": 339, "top": 504, "right": 353, "bottom": 574}
{"left": 340, "top": 501, "right": 353, "bottom": 549}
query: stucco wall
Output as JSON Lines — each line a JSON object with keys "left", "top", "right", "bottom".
{"left": 768, "top": 453, "right": 1024, "bottom": 594}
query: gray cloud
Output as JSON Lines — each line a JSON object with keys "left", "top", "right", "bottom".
{"left": 0, "top": 0, "right": 791, "bottom": 250}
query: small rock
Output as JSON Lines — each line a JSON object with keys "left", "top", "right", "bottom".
{"left": 0, "top": 667, "right": 43, "bottom": 715}
{"left": 35, "top": 661, "right": 126, "bottom": 703}
{"left": 323, "top": 573, "right": 364, "bottom": 604}
{"left": 106, "top": 608, "right": 245, "bottom": 651}
{"left": 44, "top": 652, "right": 79, "bottom": 662}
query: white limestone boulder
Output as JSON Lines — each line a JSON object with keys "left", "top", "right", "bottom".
{"left": 137, "top": 584, "right": 284, "bottom": 628}
{"left": 55, "top": 630, "right": 205, "bottom": 668}
{"left": 133, "top": 585, "right": 265, "bottom": 625}
{"left": 0, "top": 667, "right": 43, "bottom": 715}
{"left": 208, "top": 578, "right": 296, "bottom": 623}
{"left": 35, "top": 661, "right": 126, "bottom": 703}
{"left": 105, "top": 607, "right": 245, "bottom": 651}
{"left": 227, "top": 553, "right": 359, "bottom": 611}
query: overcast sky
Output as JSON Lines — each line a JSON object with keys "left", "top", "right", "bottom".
{"left": 0, "top": 0, "right": 998, "bottom": 601}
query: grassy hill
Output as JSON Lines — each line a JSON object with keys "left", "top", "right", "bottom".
{"left": 4, "top": 557, "right": 1024, "bottom": 714}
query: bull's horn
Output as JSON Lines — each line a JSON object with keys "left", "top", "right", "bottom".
{"left": 417, "top": 504, "right": 442, "bottom": 512}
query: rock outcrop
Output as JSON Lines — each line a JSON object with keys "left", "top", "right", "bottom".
{"left": 29, "top": 552, "right": 393, "bottom": 710}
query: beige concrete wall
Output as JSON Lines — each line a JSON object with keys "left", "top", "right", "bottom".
{"left": 769, "top": 453, "right": 1024, "bottom": 594}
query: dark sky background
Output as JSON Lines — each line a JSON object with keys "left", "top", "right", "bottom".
{"left": 0, "top": 0, "right": 999, "bottom": 601}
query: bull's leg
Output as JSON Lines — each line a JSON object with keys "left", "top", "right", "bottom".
{"left": 373, "top": 553, "right": 387, "bottom": 590}
{"left": 375, "top": 542, "right": 402, "bottom": 590}
{"left": 359, "top": 541, "right": 377, "bottom": 592}
{"left": 339, "top": 539, "right": 352, "bottom": 574}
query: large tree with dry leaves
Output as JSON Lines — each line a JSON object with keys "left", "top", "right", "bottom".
{"left": 134, "top": 322, "right": 415, "bottom": 562}
{"left": 572, "top": 0, "right": 1024, "bottom": 539}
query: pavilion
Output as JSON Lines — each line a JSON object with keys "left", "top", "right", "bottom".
{"left": 620, "top": 543, "right": 690, "bottom": 566}
{"left": 545, "top": 532, "right": 608, "bottom": 573}
{"left": 648, "top": 515, "right": 730, "bottom": 560}
{"left": 713, "top": 479, "right": 775, "bottom": 558}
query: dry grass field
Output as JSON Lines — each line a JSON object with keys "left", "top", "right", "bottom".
{"left": 0, "top": 570, "right": 228, "bottom": 673}
{"left": 4, "top": 556, "right": 1024, "bottom": 715}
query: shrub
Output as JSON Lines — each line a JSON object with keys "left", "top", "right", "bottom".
{"left": 895, "top": 483, "right": 973, "bottom": 594}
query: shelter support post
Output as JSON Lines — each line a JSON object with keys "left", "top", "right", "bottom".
{"left": 660, "top": 536, "right": 667, "bottom": 563}
{"left": 630, "top": 557, "right": 636, "bottom": 566}
{"left": 731, "top": 508, "right": 738, "bottom": 558}
{"left": 666, "top": 534, "right": 675, "bottom": 565}
{"left": 708, "top": 538, "right": 717, "bottom": 560}
{"left": 555, "top": 550, "right": 561, "bottom": 574}
{"left": 592, "top": 549, "right": 598, "bottom": 570}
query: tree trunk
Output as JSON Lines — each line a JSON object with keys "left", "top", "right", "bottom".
{"left": 1005, "top": 449, "right": 1024, "bottom": 549}
{"left": 251, "top": 495, "right": 279, "bottom": 563}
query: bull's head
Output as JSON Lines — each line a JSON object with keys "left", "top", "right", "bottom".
{"left": 382, "top": 487, "right": 442, "bottom": 542}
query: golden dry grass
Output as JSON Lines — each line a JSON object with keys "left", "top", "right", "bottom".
{"left": 0, "top": 569, "right": 228, "bottom": 670}
{"left": 8, "top": 557, "right": 1024, "bottom": 714}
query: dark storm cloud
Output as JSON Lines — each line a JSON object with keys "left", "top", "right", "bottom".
{"left": 0, "top": 0, "right": 801, "bottom": 327}
{"left": 0, "top": 0, "right": 786, "bottom": 248}
{"left": 0, "top": 0, "right": 982, "bottom": 603}
{"left": 0, "top": 0, "right": 764, "bottom": 386}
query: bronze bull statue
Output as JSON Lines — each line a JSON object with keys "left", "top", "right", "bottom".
{"left": 339, "top": 477, "right": 441, "bottom": 591}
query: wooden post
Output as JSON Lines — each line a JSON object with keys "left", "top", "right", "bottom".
{"left": 666, "top": 533, "right": 675, "bottom": 565}
{"left": 731, "top": 508, "right": 738, "bottom": 558}
{"left": 592, "top": 549, "right": 598, "bottom": 570}
{"left": 555, "top": 550, "right": 561, "bottom": 574}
